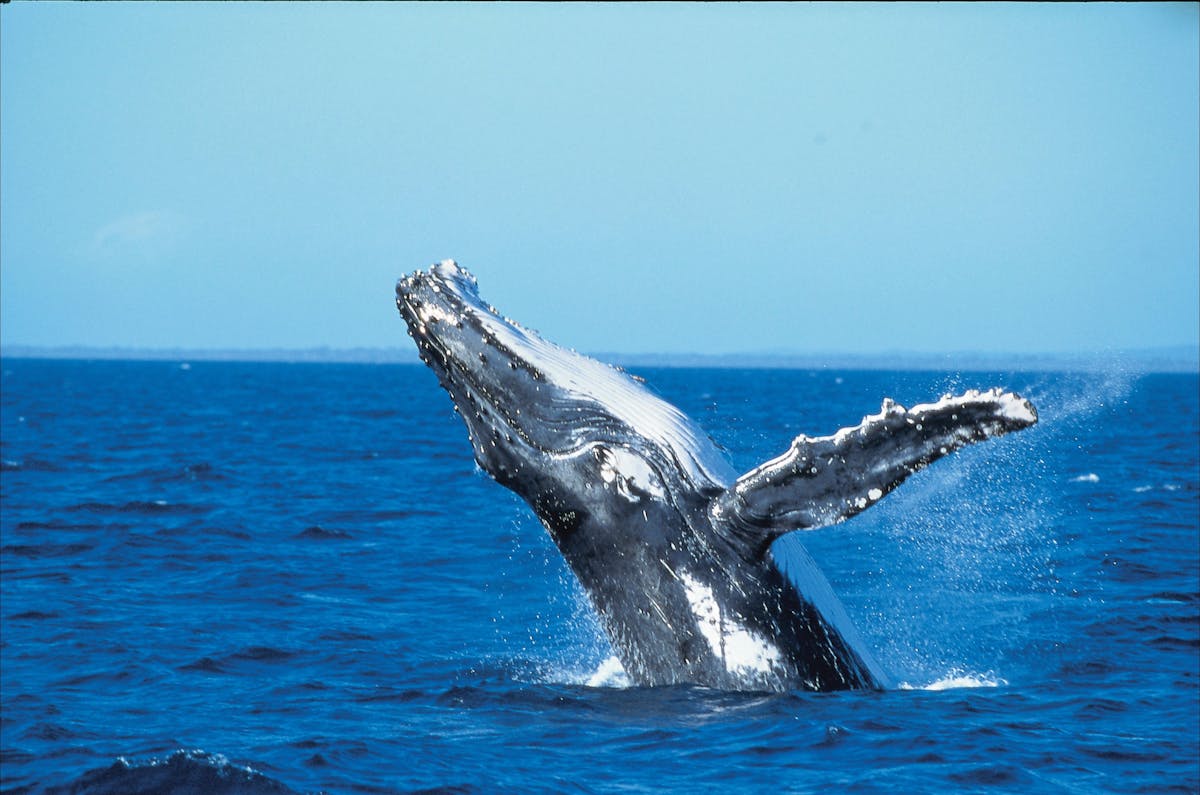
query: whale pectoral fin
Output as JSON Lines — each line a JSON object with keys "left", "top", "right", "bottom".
{"left": 713, "top": 389, "right": 1037, "bottom": 545}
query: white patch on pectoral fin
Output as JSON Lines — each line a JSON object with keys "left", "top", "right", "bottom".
{"left": 712, "top": 389, "right": 1038, "bottom": 541}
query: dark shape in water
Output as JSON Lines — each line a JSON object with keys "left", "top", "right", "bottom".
{"left": 44, "top": 749, "right": 299, "bottom": 795}
{"left": 395, "top": 260, "right": 1038, "bottom": 692}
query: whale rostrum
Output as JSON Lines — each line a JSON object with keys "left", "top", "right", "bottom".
{"left": 396, "top": 259, "right": 1038, "bottom": 692}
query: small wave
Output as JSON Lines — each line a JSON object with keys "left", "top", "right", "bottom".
{"left": 1, "top": 542, "right": 95, "bottom": 559}
{"left": 24, "top": 722, "right": 80, "bottom": 742}
{"left": 1148, "top": 634, "right": 1200, "bottom": 650}
{"left": 351, "top": 408, "right": 400, "bottom": 419}
{"left": 898, "top": 670, "right": 1008, "bottom": 691}
{"left": 1146, "top": 591, "right": 1200, "bottom": 604}
{"left": 295, "top": 525, "right": 353, "bottom": 541}
{"left": 1071, "top": 473, "right": 1100, "bottom": 483}
{"left": 232, "top": 646, "right": 298, "bottom": 663}
{"left": 1, "top": 457, "right": 60, "bottom": 472}
{"left": 317, "top": 629, "right": 375, "bottom": 642}
{"left": 321, "top": 508, "right": 442, "bottom": 523}
{"left": 67, "top": 500, "right": 205, "bottom": 515}
{"left": 103, "top": 462, "right": 225, "bottom": 485}
{"left": 179, "top": 656, "right": 228, "bottom": 674}
{"left": 8, "top": 610, "right": 60, "bottom": 620}
{"left": 948, "top": 763, "right": 1032, "bottom": 787}
{"left": 179, "top": 647, "right": 297, "bottom": 674}
{"left": 16, "top": 520, "right": 109, "bottom": 531}
{"left": 42, "top": 749, "right": 302, "bottom": 795}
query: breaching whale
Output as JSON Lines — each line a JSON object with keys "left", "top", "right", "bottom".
{"left": 396, "top": 260, "right": 1038, "bottom": 692}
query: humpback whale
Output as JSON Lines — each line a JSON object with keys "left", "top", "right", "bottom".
{"left": 396, "top": 260, "right": 1038, "bottom": 692}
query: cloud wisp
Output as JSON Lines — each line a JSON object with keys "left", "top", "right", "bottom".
{"left": 90, "top": 210, "right": 190, "bottom": 262}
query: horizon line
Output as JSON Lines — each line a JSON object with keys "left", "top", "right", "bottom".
{"left": 2, "top": 344, "right": 1197, "bottom": 373}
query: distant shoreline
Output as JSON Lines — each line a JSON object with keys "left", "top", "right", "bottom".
{"left": 2, "top": 345, "right": 1196, "bottom": 373}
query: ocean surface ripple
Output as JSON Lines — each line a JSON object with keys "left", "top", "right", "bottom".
{"left": 1, "top": 360, "right": 1196, "bottom": 793}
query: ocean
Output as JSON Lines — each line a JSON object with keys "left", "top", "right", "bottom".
{"left": 1, "top": 359, "right": 1196, "bottom": 794}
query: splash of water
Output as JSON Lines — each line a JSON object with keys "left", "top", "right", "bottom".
{"left": 584, "top": 656, "right": 632, "bottom": 688}
{"left": 898, "top": 669, "right": 1008, "bottom": 691}
{"left": 855, "top": 365, "right": 1142, "bottom": 688}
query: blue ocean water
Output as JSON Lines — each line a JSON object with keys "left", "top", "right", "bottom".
{"left": 1, "top": 359, "right": 1197, "bottom": 794}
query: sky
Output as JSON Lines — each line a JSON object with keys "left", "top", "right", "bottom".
{"left": 1, "top": 3, "right": 1197, "bottom": 357}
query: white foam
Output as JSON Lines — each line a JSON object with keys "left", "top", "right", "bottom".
{"left": 584, "top": 656, "right": 631, "bottom": 688}
{"left": 898, "top": 670, "right": 1008, "bottom": 691}
{"left": 1071, "top": 473, "right": 1100, "bottom": 483}
{"left": 534, "top": 657, "right": 632, "bottom": 688}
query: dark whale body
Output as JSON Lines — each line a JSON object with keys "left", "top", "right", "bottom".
{"left": 396, "top": 260, "right": 1037, "bottom": 692}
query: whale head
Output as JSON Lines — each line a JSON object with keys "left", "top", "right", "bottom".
{"left": 395, "top": 260, "right": 735, "bottom": 508}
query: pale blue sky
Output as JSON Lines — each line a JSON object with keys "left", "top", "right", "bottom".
{"left": 2, "top": 3, "right": 1197, "bottom": 355}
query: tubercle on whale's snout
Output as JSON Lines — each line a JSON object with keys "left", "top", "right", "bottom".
{"left": 396, "top": 263, "right": 539, "bottom": 387}
{"left": 396, "top": 259, "right": 479, "bottom": 301}
{"left": 395, "top": 260, "right": 492, "bottom": 335}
